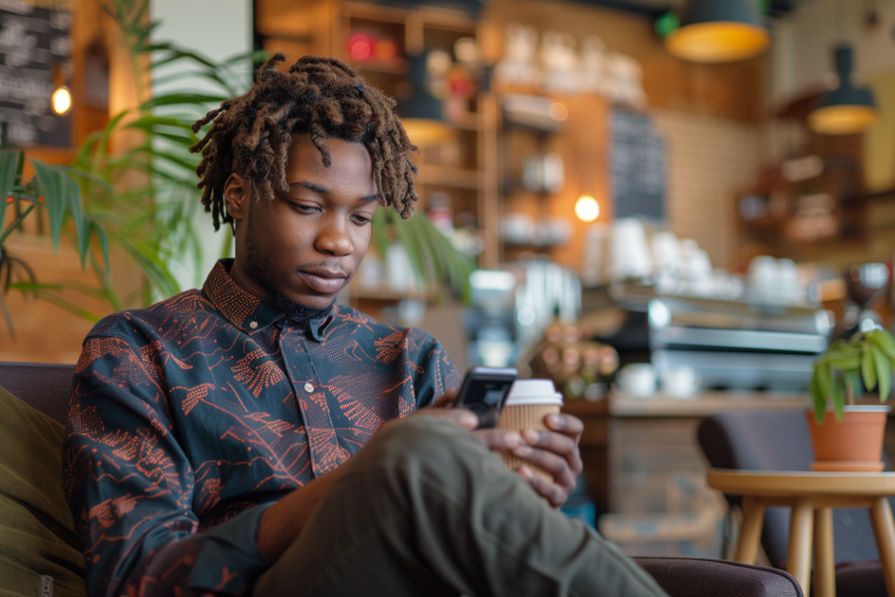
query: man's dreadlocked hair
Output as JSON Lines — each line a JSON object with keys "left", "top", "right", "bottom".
{"left": 190, "top": 54, "right": 418, "bottom": 231}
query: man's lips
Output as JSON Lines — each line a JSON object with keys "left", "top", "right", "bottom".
{"left": 297, "top": 268, "right": 349, "bottom": 294}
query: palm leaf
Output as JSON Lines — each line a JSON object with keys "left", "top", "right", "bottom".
{"left": 0, "top": 151, "right": 20, "bottom": 234}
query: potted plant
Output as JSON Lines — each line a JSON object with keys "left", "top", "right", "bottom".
{"left": 807, "top": 327, "right": 895, "bottom": 471}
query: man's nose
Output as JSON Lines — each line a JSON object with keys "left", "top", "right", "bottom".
{"left": 315, "top": 216, "right": 353, "bottom": 256}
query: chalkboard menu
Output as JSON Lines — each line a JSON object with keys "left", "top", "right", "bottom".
{"left": 609, "top": 108, "right": 666, "bottom": 222}
{"left": 0, "top": 1, "right": 72, "bottom": 148}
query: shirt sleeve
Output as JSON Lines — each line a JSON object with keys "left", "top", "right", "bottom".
{"left": 63, "top": 330, "right": 270, "bottom": 597}
{"left": 408, "top": 328, "right": 461, "bottom": 408}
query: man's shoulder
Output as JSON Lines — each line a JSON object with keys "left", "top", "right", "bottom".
{"left": 88, "top": 288, "right": 211, "bottom": 339}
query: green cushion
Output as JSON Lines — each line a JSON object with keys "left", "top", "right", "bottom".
{"left": 0, "top": 385, "right": 85, "bottom": 597}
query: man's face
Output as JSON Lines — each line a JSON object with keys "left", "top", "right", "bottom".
{"left": 225, "top": 134, "right": 378, "bottom": 310}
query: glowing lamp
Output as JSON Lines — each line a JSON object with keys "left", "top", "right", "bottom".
{"left": 575, "top": 195, "right": 600, "bottom": 223}
{"left": 665, "top": 0, "right": 769, "bottom": 63}
{"left": 51, "top": 85, "right": 72, "bottom": 116}
{"left": 808, "top": 44, "right": 879, "bottom": 135}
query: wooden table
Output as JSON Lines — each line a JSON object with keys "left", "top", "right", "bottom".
{"left": 706, "top": 469, "right": 895, "bottom": 597}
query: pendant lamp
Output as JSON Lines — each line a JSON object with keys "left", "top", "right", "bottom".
{"left": 398, "top": 53, "right": 451, "bottom": 146}
{"left": 807, "top": 44, "right": 879, "bottom": 135}
{"left": 665, "top": 0, "right": 769, "bottom": 63}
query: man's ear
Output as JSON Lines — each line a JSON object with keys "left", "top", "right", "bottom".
{"left": 224, "top": 174, "right": 250, "bottom": 222}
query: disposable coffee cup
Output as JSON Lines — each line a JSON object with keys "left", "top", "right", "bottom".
{"left": 497, "top": 379, "right": 564, "bottom": 480}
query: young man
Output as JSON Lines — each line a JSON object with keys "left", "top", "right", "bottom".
{"left": 63, "top": 54, "right": 664, "bottom": 596}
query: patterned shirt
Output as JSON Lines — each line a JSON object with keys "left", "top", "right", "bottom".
{"left": 63, "top": 259, "right": 460, "bottom": 596}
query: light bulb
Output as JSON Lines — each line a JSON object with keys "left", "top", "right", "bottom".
{"left": 575, "top": 195, "right": 600, "bottom": 222}
{"left": 51, "top": 86, "right": 72, "bottom": 116}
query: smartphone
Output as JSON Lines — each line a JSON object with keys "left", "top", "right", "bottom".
{"left": 456, "top": 366, "right": 518, "bottom": 429}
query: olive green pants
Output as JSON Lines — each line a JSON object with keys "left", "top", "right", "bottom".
{"left": 252, "top": 416, "right": 665, "bottom": 596}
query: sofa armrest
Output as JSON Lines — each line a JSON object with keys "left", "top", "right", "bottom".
{"left": 633, "top": 557, "right": 803, "bottom": 597}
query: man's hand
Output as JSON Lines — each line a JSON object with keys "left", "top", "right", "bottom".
{"left": 509, "top": 413, "right": 584, "bottom": 507}
{"left": 424, "top": 392, "right": 584, "bottom": 507}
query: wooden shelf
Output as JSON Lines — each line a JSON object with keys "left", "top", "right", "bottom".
{"left": 350, "top": 58, "right": 408, "bottom": 75}
{"left": 416, "top": 166, "right": 481, "bottom": 190}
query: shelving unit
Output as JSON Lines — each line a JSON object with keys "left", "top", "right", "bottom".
{"left": 498, "top": 93, "right": 565, "bottom": 262}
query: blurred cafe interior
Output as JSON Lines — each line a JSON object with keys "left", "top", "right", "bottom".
{"left": 5, "top": 0, "right": 895, "bottom": 562}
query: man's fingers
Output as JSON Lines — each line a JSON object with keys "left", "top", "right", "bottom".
{"left": 544, "top": 413, "right": 584, "bottom": 439}
{"left": 518, "top": 466, "right": 568, "bottom": 508}
{"left": 512, "top": 444, "right": 577, "bottom": 493}
{"left": 520, "top": 429, "right": 583, "bottom": 476}
{"left": 474, "top": 428, "right": 524, "bottom": 451}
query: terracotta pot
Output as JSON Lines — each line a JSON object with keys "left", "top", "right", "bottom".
{"left": 804, "top": 405, "right": 890, "bottom": 472}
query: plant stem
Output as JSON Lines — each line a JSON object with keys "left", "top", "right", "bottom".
{"left": 0, "top": 204, "right": 36, "bottom": 244}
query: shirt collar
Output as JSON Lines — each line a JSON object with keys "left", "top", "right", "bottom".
{"left": 202, "top": 259, "right": 334, "bottom": 341}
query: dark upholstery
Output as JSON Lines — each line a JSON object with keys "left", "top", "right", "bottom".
{"left": 698, "top": 409, "right": 887, "bottom": 595}
{"left": 0, "top": 360, "right": 805, "bottom": 596}
{"left": 835, "top": 560, "right": 889, "bottom": 596}
{"left": 0, "top": 361, "right": 74, "bottom": 424}
{"left": 635, "top": 557, "right": 802, "bottom": 597}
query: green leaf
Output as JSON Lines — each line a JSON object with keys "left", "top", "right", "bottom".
{"left": 93, "top": 221, "right": 110, "bottom": 273}
{"left": 816, "top": 360, "right": 832, "bottom": 405}
{"left": 862, "top": 343, "right": 878, "bottom": 391}
{"left": 69, "top": 187, "right": 90, "bottom": 266}
{"left": 140, "top": 92, "right": 228, "bottom": 110}
{"left": 0, "top": 150, "right": 21, "bottom": 234}
{"left": 30, "top": 159, "right": 73, "bottom": 250}
{"left": 845, "top": 369, "right": 863, "bottom": 399}
{"left": 391, "top": 215, "right": 428, "bottom": 288}
{"left": 810, "top": 366, "right": 826, "bottom": 423}
{"left": 371, "top": 208, "right": 390, "bottom": 257}
{"left": 150, "top": 47, "right": 219, "bottom": 71}
{"left": 11, "top": 285, "right": 101, "bottom": 323}
{"left": 825, "top": 355, "right": 861, "bottom": 371}
{"left": 831, "top": 376, "right": 845, "bottom": 419}
{"left": 873, "top": 345, "right": 892, "bottom": 401}
{"left": 868, "top": 329, "right": 895, "bottom": 360}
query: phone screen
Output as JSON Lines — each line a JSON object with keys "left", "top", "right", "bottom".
{"left": 457, "top": 366, "right": 518, "bottom": 429}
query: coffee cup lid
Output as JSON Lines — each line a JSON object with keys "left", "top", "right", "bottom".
{"left": 506, "top": 379, "right": 563, "bottom": 406}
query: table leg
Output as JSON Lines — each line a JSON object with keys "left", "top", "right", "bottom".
{"left": 787, "top": 498, "right": 814, "bottom": 597}
{"left": 734, "top": 496, "right": 764, "bottom": 564}
{"left": 869, "top": 496, "right": 895, "bottom": 597}
{"left": 813, "top": 507, "right": 835, "bottom": 597}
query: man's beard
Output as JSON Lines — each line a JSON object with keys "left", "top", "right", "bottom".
{"left": 274, "top": 293, "right": 333, "bottom": 324}
{"left": 243, "top": 203, "right": 335, "bottom": 324}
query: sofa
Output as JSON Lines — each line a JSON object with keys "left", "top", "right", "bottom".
{"left": 0, "top": 360, "right": 803, "bottom": 597}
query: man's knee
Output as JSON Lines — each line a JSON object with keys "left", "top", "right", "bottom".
{"left": 334, "top": 415, "right": 502, "bottom": 508}
{"left": 361, "top": 415, "right": 485, "bottom": 475}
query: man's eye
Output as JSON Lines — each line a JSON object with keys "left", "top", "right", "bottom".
{"left": 351, "top": 214, "right": 372, "bottom": 225}
{"left": 291, "top": 203, "right": 320, "bottom": 213}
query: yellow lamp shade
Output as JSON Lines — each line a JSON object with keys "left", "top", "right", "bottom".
{"left": 666, "top": 21, "right": 769, "bottom": 63}
{"left": 807, "top": 104, "right": 879, "bottom": 135}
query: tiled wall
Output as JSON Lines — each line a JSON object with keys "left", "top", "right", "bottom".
{"left": 652, "top": 110, "right": 763, "bottom": 271}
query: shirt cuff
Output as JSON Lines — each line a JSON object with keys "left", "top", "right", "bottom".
{"left": 188, "top": 503, "right": 273, "bottom": 593}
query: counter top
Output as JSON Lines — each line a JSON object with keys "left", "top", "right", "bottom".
{"left": 561, "top": 391, "right": 807, "bottom": 418}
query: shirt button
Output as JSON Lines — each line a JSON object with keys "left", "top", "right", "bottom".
{"left": 248, "top": 320, "right": 258, "bottom": 330}
{"left": 304, "top": 382, "right": 315, "bottom": 393}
